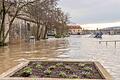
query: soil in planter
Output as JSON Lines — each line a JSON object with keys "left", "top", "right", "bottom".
{"left": 11, "top": 61, "right": 104, "bottom": 79}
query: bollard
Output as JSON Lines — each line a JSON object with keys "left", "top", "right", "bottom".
{"left": 106, "top": 41, "right": 108, "bottom": 46}
{"left": 115, "top": 41, "right": 116, "bottom": 48}
{"left": 29, "top": 36, "right": 35, "bottom": 44}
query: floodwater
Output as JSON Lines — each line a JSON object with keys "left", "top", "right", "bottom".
{"left": 0, "top": 35, "right": 120, "bottom": 80}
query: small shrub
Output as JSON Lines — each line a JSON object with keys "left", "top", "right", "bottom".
{"left": 44, "top": 69, "right": 52, "bottom": 75}
{"left": 85, "top": 63, "right": 92, "bottom": 66}
{"left": 81, "top": 71, "right": 92, "bottom": 78}
{"left": 36, "top": 64, "right": 43, "bottom": 69}
{"left": 82, "top": 67, "right": 92, "bottom": 72}
{"left": 56, "top": 63, "right": 64, "bottom": 67}
{"left": 55, "top": 34, "right": 61, "bottom": 38}
{"left": 21, "top": 67, "right": 32, "bottom": 77}
{"left": 78, "top": 63, "right": 85, "bottom": 67}
{"left": 58, "top": 71, "right": 67, "bottom": 78}
{"left": 70, "top": 74, "right": 79, "bottom": 78}
{"left": 23, "top": 67, "right": 32, "bottom": 74}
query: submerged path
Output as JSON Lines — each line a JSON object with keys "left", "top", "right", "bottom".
{"left": 0, "top": 35, "right": 120, "bottom": 80}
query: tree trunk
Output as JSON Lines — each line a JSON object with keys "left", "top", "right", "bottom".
{"left": 43, "top": 26, "right": 48, "bottom": 39}
{"left": 0, "top": 0, "right": 6, "bottom": 46}
{"left": 36, "top": 24, "right": 40, "bottom": 40}
{"left": 38, "top": 26, "right": 44, "bottom": 39}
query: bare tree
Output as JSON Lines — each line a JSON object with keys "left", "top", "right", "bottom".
{"left": 24, "top": 0, "right": 58, "bottom": 40}
{"left": 50, "top": 8, "right": 69, "bottom": 36}
{"left": 0, "top": 0, "right": 70, "bottom": 46}
{"left": 24, "top": 0, "right": 69, "bottom": 40}
{"left": 0, "top": 0, "right": 37, "bottom": 46}
{"left": 0, "top": 0, "right": 6, "bottom": 45}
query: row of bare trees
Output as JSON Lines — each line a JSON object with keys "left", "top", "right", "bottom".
{"left": 0, "top": 0, "right": 69, "bottom": 46}
{"left": 24, "top": 0, "right": 69, "bottom": 40}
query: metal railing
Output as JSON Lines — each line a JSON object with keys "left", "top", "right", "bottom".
{"left": 99, "top": 40, "right": 120, "bottom": 48}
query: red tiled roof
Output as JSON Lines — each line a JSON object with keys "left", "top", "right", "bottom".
{"left": 68, "top": 25, "right": 82, "bottom": 29}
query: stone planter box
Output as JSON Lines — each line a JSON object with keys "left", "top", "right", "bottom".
{"left": 0, "top": 59, "right": 112, "bottom": 80}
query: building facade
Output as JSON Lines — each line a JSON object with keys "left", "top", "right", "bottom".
{"left": 4, "top": 14, "right": 42, "bottom": 44}
{"left": 68, "top": 24, "right": 82, "bottom": 35}
{"left": 100, "top": 27, "right": 120, "bottom": 35}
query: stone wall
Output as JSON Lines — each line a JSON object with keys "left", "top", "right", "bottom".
{"left": 9, "top": 17, "right": 37, "bottom": 44}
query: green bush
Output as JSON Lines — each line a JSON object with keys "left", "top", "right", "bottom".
{"left": 78, "top": 63, "right": 86, "bottom": 67}
{"left": 56, "top": 63, "right": 64, "bottom": 67}
{"left": 81, "top": 71, "right": 92, "bottom": 78}
{"left": 36, "top": 64, "right": 43, "bottom": 69}
{"left": 70, "top": 74, "right": 79, "bottom": 78}
{"left": 55, "top": 34, "right": 62, "bottom": 38}
{"left": 23, "top": 67, "right": 32, "bottom": 74}
{"left": 55, "top": 33, "right": 70, "bottom": 38}
{"left": 58, "top": 71, "right": 67, "bottom": 78}
{"left": 21, "top": 67, "right": 32, "bottom": 77}
{"left": 82, "top": 67, "right": 92, "bottom": 72}
{"left": 44, "top": 69, "right": 52, "bottom": 75}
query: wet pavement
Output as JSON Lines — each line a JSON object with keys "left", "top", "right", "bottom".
{"left": 0, "top": 35, "right": 120, "bottom": 80}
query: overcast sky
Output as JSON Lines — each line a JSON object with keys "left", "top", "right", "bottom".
{"left": 58, "top": 0, "right": 120, "bottom": 25}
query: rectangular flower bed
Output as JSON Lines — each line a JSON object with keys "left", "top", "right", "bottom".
{"left": 0, "top": 59, "right": 112, "bottom": 80}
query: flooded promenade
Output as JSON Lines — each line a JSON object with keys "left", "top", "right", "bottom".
{"left": 0, "top": 35, "right": 120, "bottom": 80}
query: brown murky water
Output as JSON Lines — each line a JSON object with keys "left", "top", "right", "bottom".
{"left": 0, "top": 38, "right": 69, "bottom": 75}
{"left": 0, "top": 35, "right": 120, "bottom": 80}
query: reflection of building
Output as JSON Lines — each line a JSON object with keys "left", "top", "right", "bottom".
{"left": 68, "top": 24, "right": 82, "bottom": 35}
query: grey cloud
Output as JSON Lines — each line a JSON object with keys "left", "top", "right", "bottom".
{"left": 58, "top": 0, "right": 120, "bottom": 24}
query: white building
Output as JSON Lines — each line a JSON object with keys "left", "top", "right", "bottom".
{"left": 68, "top": 24, "right": 82, "bottom": 35}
